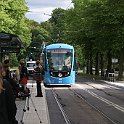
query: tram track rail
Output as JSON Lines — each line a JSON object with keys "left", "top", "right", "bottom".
{"left": 69, "top": 88, "right": 117, "bottom": 124}
{"left": 51, "top": 88, "right": 71, "bottom": 124}
{"left": 80, "top": 81, "right": 124, "bottom": 103}
{"left": 75, "top": 76, "right": 124, "bottom": 124}
{"left": 50, "top": 86, "right": 117, "bottom": 124}
{"left": 68, "top": 87, "right": 117, "bottom": 124}
{"left": 89, "top": 81, "right": 124, "bottom": 91}
{"left": 77, "top": 76, "right": 124, "bottom": 91}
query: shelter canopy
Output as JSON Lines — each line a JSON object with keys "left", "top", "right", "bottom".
{"left": 0, "top": 32, "right": 23, "bottom": 53}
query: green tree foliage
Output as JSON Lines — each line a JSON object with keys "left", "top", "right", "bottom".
{"left": 31, "top": 21, "right": 50, "bottom": 47}
{"left": 63, "top": 0, "right": 124, "bottom": 78}
{"left": 0, "top": 0, "right": 31, "bottom": 47}
{"left": 40, "top": 21, "right": 52, "bottom": 33}
{"left": 49, "top": 8, "right": 67, "bottom": 42}
{"left": 26, "top": 20, "right": 51, "bottom": 60}
{"left": 9, "top": 53, "right": 18, "bottom": 67}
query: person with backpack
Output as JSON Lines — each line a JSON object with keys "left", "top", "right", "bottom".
{"left": 19, "top": 60, "right": 28, "bottom": 91}
{"left": 34, "top": 60, "right": 43, "bottom": 97}
{"left": 0, "top": 63, "right": 18, "bottom": 124}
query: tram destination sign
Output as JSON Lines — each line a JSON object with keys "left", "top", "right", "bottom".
{"left": 47, "top": 49, "right": 72, "bottom": 53}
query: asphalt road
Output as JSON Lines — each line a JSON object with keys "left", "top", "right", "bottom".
{"left": 45, "top": 76, "right": 124, "bottom": 124}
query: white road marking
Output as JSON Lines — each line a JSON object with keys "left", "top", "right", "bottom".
{"left": 76, "top": 84, "right": 124, "bottom": 113}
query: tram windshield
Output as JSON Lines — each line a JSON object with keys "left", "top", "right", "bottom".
{"left": 27, "top": 63, "right": 35, "bottom": 67}
{"left": 47, "top": 49, "right": 73, "bottom": 71}
{"left": 26, "top": 61, "right": 36, "bottom": 68}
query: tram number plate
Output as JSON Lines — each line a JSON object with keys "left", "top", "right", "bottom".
{"left": 59, "top": 78, "right": 62, "bottom": 83}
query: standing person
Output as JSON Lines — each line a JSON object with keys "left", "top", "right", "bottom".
{"left": 34, "top": 60, "right": 43, "bottom": 97}
{"left": 0, "top": 63, "right": 18, "bottom": 124}
{"left": 19, "top": 60, "right": 28, "bottom": 91}
{"left": 3, "top": 59, "right": 11, "bottom": 81}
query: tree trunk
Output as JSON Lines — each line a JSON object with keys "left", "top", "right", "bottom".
{"left": 100, "top": 54, "right": 104, "bottom": 77}
{"left": 118, "top": 48, "right": 124, "bottom": 78}
{"left": 89, "top": 51, "right": 93, "bottom": 75}
{"left": 95, "top": 52, "right": 99, "bottom": 75}
{"left": 86, "top": 59, "right": 90, "bottom": 74}
{"left": 107, "top": 49, "right": 112, "bottom": 73}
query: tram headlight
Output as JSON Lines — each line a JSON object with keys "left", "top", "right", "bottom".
{"left": 51, "top": 72, "right": 53, "bottom": 75}
{"left": 58, "top": 73, "right": 62, "bottom": 78}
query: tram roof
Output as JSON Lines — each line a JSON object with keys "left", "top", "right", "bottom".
{"left": 46, "top": 43, "right": 74, "bottom": 50}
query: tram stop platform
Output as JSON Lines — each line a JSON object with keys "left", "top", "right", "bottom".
{"left": 16, "top": 80, "right": 50, "bottom": 124}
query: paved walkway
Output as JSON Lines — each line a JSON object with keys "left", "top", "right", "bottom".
{"left": 16, "top": 98, "right": 26, "bottom": 123}
{"left": 16, "top": 80, "right": 50, "bottom": 124}
{"left": 102, "top": 80, "right": 124, "bottom": 88}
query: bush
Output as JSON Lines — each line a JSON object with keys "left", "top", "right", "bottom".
{"left": 10, "top": 53, "right": 18, "bottom": 67}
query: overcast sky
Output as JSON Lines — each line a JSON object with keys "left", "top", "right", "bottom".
{"left": 25, "top": 0, "right": 73, "bottom": 23}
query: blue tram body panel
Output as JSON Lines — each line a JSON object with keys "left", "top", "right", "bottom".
{"left": 43, "top": 43, "right": 75, "bottom": 85}
{"left": 44, "top": 71, "right": 75, "bottom": 85}
{"left": 46, "top": 43, "right": 74, "bottom": 50}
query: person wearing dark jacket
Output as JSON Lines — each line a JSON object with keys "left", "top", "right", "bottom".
{"left": 20, "top": 61, "right": 28, "bottom": 80}
{"left": 34, "top": 60, "right": 43, "bottom": 97}
{"left": 0, "top": 63, "right": 18, "bottom": 124}
{"left": 3, "top": 59, "right": 11, "bottom": 81}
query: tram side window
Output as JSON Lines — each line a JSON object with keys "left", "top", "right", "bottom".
{"left": 47, "top": 52, "right": 53, "bottom": 69}
{"left": 63, "top": 51, "right": 72, "bottom": 70}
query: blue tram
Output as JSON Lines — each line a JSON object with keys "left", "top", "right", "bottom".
{"left": 43, "top": 43, "right": 75, "bottom": 86}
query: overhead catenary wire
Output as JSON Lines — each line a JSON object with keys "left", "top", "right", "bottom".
{"left": 66, "top": 1, "right": 73, "bottom": 10}
{"left": 1, "top": 2, "right": 82, "bottom": 33}
{"left": 2, "top": 1, "right": 73, "bottom": 16}
{"left": 27, "top": 10, "right": 52, "bottom": 16}
{"left": 2, "top": 8, "right": 52, "bottom": 16}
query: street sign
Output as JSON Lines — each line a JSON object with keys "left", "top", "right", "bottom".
{"left": 112, "top": 58, "right": 118, "bottom": 63}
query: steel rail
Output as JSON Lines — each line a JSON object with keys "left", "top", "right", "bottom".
{"left": 79, "top": 81, "right": 124, "bottom": 103}
{"left": 69, "top": 87, "right": 117, "bottom": 124}
{"left": 51, "top": 88, "right": 71, "bottom": 124}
